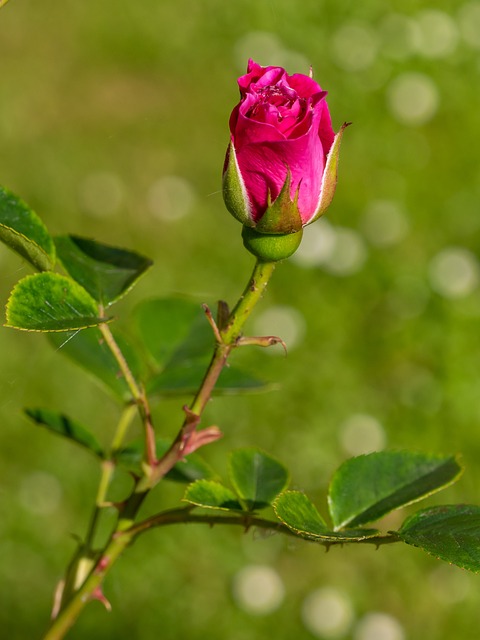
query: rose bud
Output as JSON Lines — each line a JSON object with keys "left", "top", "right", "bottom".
{"left": 223, "top": 59, "right": 348, "bottom": 261}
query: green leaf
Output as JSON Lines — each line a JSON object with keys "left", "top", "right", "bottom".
{"left": 328, "top": 452, "right": 463, "bottom": 530}
{"left": 398, "top": 505, "right": 480, "bottom": 572}
{"left": 48, "top": 327, "right": 142, "bottom": 402}
{"left": 184, "top": 480, "right": 242, "bottom": 511}
{"left": 133, "top": 297, "right": 208, "bottom": 368}
{"left": 5, "top": 272, "right": 105, "bottom": 332}
{"left": 25, "top": 408, "right": 104, "bottom": 458}
{"left": 274, "top": 491, "right": 379, "bottom": 541}
{"left": 55, "top": 235, "right": 152, "bottom": 306}
{"left": 0, "top": 186, "right": 55, "bottom": 271}
{"left": 147, "top": 362, "right": 269, "bottom": 397}
{"left": 114, "top": 438, "right": 215, "bottom": 483}
{"left": 229, "top": 448, "right": 289, "bottom": 511}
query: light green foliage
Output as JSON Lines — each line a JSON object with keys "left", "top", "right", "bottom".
{"left": 184, "top": 480, "right": 242, "bottom": 511}
{"left": 0, "top": 186, "right": 55, "bottom": 271}
{"left": 274, "top": 491, "right": 379, "bottom": 541}
{"left": 5, "top": 272, "right": 104, "bottom": 331}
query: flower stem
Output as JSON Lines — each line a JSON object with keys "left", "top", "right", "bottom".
{"left": 148, "top": 258, "right": 276, "bottom": 486}
{"left": 98, "top": 322, "right": 157, "bottom": 467}
{"left": 43, "top": 258, "right": 276, "bottom": 639}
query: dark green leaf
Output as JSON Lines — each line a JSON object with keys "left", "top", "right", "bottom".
{"left": 5, "top": 272, "right": 105, "bottom": 331}
{"left": 274, "top": 491, "right": 379, "bottom": 541}
{"left": 55, "top": 235, "right": 152, "bottom": 306}
{"left": 25, "top": 408, "right": 104, "bottom": 458}
{"left": 328, "top": 452, "right": 463, "bottom": 530}
{"left": 133, "top": 297, "right": 208, "bottom": 368}
{"left": 48, "top": 327, "right": 142, "bottom": 402}
{"left": 147, "top": 362, "right": 269, "bottom": 397}
{"left": 398, "top": 505, "right": 480, "bottom": 572}
{"left": 229, "top": 448, "right": 289, "bottom": 511}
{"left": 184, "top": 480, "right": 242, "bottom": 511}
{"left": 114, "top": 438, "right": 215, "bottom": 483}
{"left": 0, "top": 186, "right": 55, "bottom": 271}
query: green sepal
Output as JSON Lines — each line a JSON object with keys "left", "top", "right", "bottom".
{"left": 222, "top": 140, "right": 252, "bottom": 226}
{"left": 255, "top": 171, "right": 303, "bottom": 234}
{"left": 0, "top": 186, "right": 56, "bottom": 271}
{"left": 5, "top": 272, "right": 105, "bottom": 332}
{"left": 242, "top": 226, "right": 303, "bottom": 262}
{"left": 309, "top": 122, "right": 350, "bottom": 224}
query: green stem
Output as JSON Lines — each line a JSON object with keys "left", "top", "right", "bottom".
{"left": 98, "top": 322, "right": 157, "bottom": 467}
{"left": 43, "top": 258, "right": 276, "bottom": 639}
{"left": 148, "top": 259, "right": 276, "bottom": 486}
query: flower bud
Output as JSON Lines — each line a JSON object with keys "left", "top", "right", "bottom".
{"left": 223, "top": 59, "right": 347, "bottom": 259}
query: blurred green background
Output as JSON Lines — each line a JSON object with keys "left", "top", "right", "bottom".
{"left": 1, "top": 0, "right": 480, "bottom": 638}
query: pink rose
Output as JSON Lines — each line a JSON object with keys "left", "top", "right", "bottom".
{"left": 223, "top": 59, "right": 347, "bottom": 236}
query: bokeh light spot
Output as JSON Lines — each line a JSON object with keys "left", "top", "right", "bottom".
{"left": 331, "top": 22, "right": 379, "bottom": 72}
{"left": 78, "top": 171, "right": 124, "bottom": 218}
{"left": 291, "top": 220, "right": 336, "bottom": 268}
{"left": 19, "top": 471, "right": 62, "bottom": 516}
{"left": 232, "top": 565, "right": 285, "bottom": 615}
{"left": 147, "top": 175, "right": 196, "bottom": 221}
{"left": 354, "top": 612, "right": 405, "bottom": 640}
{"left": 301, "top": 587, "right": 355, "bottom": 638}
{"left": 339, "top": 413, "right": 386, "bottom": 456}
{"left": 254, "top": 305, "right": 306, "bottom": 353}
{"left": 361, "top": 200, "right": 409, "bottom": 247}
{"left": 323, "top": 228, "right": 368, "bottom": 277}
{"left": 458, "top": 2, "right": 480, "bottom": 49}
{"left": 415, "top": 10, "right": 459, "bottom": 58}
{"left": 387, "top": 73, "right": 439, "bottom": 126}
{"left": 428, "top": 247, "right": 479, "bottom": 298}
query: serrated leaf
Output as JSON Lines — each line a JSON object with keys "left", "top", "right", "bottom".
{"left": 328, "top": 452, "right": 463, "bottom": 530}
{"left": 5, "top": 272, "right": 105, "bottom": 331}
{"left": 114, "top": 438, "right": 215, "bottom": 483}
{"left": 0, "top": 186, "right": 55, "bottom": 271}
{"left": 398, "top": 505, "right": 480, "bottom": 572}
{"left": 184, "top": 480, "right": 242, "bottom": 511}
{"left": 274, "top": 491, "right": 379, "bottom": 541}
{"left": 55, "top": 235, "right": 152, "bottom": 306}
{"left": 147, "top": 362, "right": 269, "bottom": 397}
{"left": 48, "top": 327, "right": 142, "bottom": 402}
{"left": 25, "top": 408, "right": 104, "bottom": 458}
{"left": 229, "top": 448, "right": 289, "bottom": 511}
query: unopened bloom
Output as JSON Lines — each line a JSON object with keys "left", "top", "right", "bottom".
{"left": 223, "top": 60, "right": 347, "bottom": 258}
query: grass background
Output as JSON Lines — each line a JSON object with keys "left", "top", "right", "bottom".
{"left": 1, "top": 0, "right": 480, "bottom": 638}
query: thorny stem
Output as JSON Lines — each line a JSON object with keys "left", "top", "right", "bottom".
{"left": 147, "top": 259, "right": 276, "bottom": 486}
{"left": 98, "top": 321, "right": 157, "bottom": 467}
{"left": 43, "top": 258, "right": 277, "bottom": 640}
{"left": 43, "top": 506, "right": 400, "bottom": 640}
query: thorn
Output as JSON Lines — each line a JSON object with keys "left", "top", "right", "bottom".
{"left": 180, "top": 426, "right": 223, "bottom": 457}
{"left": 216, "top": 300, "right": 230, "bottom": 331}
{"left": 91, "top": 586, "right": 112, "bottom": 612}
{"left": 202, "top": 304, "right": 223, "bottom": 343}
{"left": 51, "top": 579, "right": 65, "bottom": 620}
{"left": 236, "top": 335, "right": 287, "bottom": 354}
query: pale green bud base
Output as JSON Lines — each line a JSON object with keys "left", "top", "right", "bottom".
{"left": 242, "top": 226, "right": 303, "bottom": 262}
